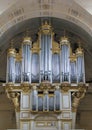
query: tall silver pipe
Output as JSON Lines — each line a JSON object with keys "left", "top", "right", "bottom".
{"left": 76, "top": 47, "right": 85, "bottom": 83}
{"left": 60, "top": 37, "right": 70, "bottom": 82}
{"left": 40, "top": 34, "right": 52, "bottom": 82}
{"left": 22, "top": 36, "right": 32, "bottom": 82}
{"left": 7, "top": 47, "right": 16, "bottom": 83}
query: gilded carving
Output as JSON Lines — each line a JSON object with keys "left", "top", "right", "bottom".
{"left": 60, "top": 83, "right": 71, "bottom": 92}
{"left": 39, "top": 80, "right": 53, "bottom": 91}
{"left": 31, "top": 40, "right": 40, "bottom": 53}
{"left": 21, "top": 82, "right": 32, "bottom": 93}
{"left": 5, "top": 83, "right": 15, "bottom": 91}
{"left": 70, "top": 48, "right": 76, "bottom": 62}
{"left": 6, "top": 92, "right": 20, "bottom": 111}
{"left": 16, "top": 51, "right": 22, "bottom": 62}
{"left": 40, "top": 21, "right": 52, "bottom": 35}
{"left": 76, "top": 45, "right": 83, "bottom": 56}
{"left": 23, "top": 36, "right": 32, "bottom": 45}
{"left": 60, "top": 36, "right": 70, "bottom": 46}
{"left": 52, "top": 38, "right": 60, "bottom": 54}
{"left": 72, "top": 89, "right": 86, "bottom": 111}
{"left": 7, "top": 40, "right": 16, "bottom": 57}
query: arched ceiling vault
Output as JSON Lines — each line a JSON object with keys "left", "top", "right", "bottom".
{"left": 0, "top": 0, "right": 92, "bottom": 82}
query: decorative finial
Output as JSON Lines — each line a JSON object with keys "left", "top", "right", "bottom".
{"left": 23, "top": 28, "right": 31, "bottom": 42}
{"left": 60, "top": 30, "right": 69, "bottom": 44}
{"left": 76, "top": 40, "right": 83, "bottom": 56}
{"left": 8, "top": 39, "right": 16, "bottom": 56}
{"left": 40, "top": 21, "right": 52, "bottom": 35}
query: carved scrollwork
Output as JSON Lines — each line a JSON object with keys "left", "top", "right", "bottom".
{"left": 5, "top": 83, "right": 22, "bottom": 91}
{"left": 39, "top": 80, "right": 53, "bottom": 91}
{"left": 60, "top": 83, "right": 71, "bottom": 92}
{"left": 5, "top": 83, "right": 14, "bottom": 91}
{"left": 21, "top": 82, "right": 32, "bottom": 93}
{"left": 39, "top": 21, "right": 52, "bottom": 35}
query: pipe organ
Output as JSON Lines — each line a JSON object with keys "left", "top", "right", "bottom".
{"left": 5, "top": 21, "right": 87, "bottom": 130}
{"left": 6, "top": 22, "right": 85, "bottom": 85}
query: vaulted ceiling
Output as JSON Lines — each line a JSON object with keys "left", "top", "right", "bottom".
{"left": 0, "top": 0, "right": 92, "bottom": 15}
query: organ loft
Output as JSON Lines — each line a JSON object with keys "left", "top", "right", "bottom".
{"left": 5, "top": 21, "right": 88, "bottom": 130}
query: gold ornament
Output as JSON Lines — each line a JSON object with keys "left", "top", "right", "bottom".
{"left": 76, "top": 46, "right": 83, "bottom": 56}
{"left": 72, "top": 89, "right": 86, "bottom": 111}
{"left": 31, "top": 40, "right": 40, "bottom": 53}
{"left": 21, "top": 82, "right": 32, "bottom": 93}
{"left": 40, "top": 21, "right": 52, "bottom": 35}
{"left": 39, "top": 80, "right": 53, "bottom": 91}
{"left": 60, "top": 36, "right": 69, "bottom": 46}
{"left": 52, "top": 38, "right": 60, "bottom": 54}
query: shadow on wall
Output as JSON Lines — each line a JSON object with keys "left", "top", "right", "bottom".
{"left": 76, "top": 91, "right": 92, "bottom": 130}
{"left": 0, "top": 86, "right": 16, "bottom": 130}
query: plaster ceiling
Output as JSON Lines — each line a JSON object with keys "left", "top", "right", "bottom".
{"left": 0, "top": 0, "right": 18, "bottom": 14}
{"left": 0, "top": 0, "right": 92, "bottom": 15}
{"left": 74, "top": 0, "right": 92, "bottom": 15}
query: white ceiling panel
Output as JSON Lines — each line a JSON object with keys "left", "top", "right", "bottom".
{"left": 0, "top": 0, "right": 18, "bottom": 14}
{"left": 74, "top": 0, "right": 92, "bottom": 15}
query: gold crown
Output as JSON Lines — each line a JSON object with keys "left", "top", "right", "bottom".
{"left": 40, "top": 21, "right": 52, "bottom": 34}
{"left": 70, "top": 53, "right": 76, "bottom": 62}
{"left": 60, "top": 36, "right": 69, "bottom": 45}
{"left": 52, "top": 39, "right": 60, "bottom": 54}
{"left": 16, "top": 52, "right": 22, "bottom": 61}
{"left": 69, "top": 48, "right": 76, "bottom": 62}
{"left": 8, "top": 48, "right": 16, "bottom": 57}
{"left": 31, "top": 41, "right": 40, "bottom": 53}
{"left": 76, "top": 46, "right": 83, "bottom": 56}
{"left": 23, "top": 36, "right": 32, "bottom": 43}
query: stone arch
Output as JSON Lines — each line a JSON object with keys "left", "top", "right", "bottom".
{"left": 0, "top": 0, "right": 92, "bottom": 41}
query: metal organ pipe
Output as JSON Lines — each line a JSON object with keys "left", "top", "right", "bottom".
{"left": 70, "top": 53, "right": 77, "bottom": 83}
{"left": 60, "top": 37, "right": 70, "bottom": 82}
{"left": 31, "top": 41, "right": 40, "bottom": 83}
{"left": 39, "top": 22, "right": 52, "bottom": 82}
{"left": 52, "top": 39, "right": 60, "bottom": 83}
{"left": 55, "top": 89, "right": 60, "bottom": 111}
{"left": 32, "top": 87, "right": 38, "bottom": 111}
{"left": 15, "top": 51, "right": 22, "bottom": 83}
{"left": 22, "top": 36, "right": 32, "bottom": 82}
{"left": 40, "top": 34, "right": 52, "bottom": 82}
{"left": 7, "top": 47, "right": 16, "bottom": 83}
{"left": 76, "top": 47, "right": 85, "bottom": 83}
